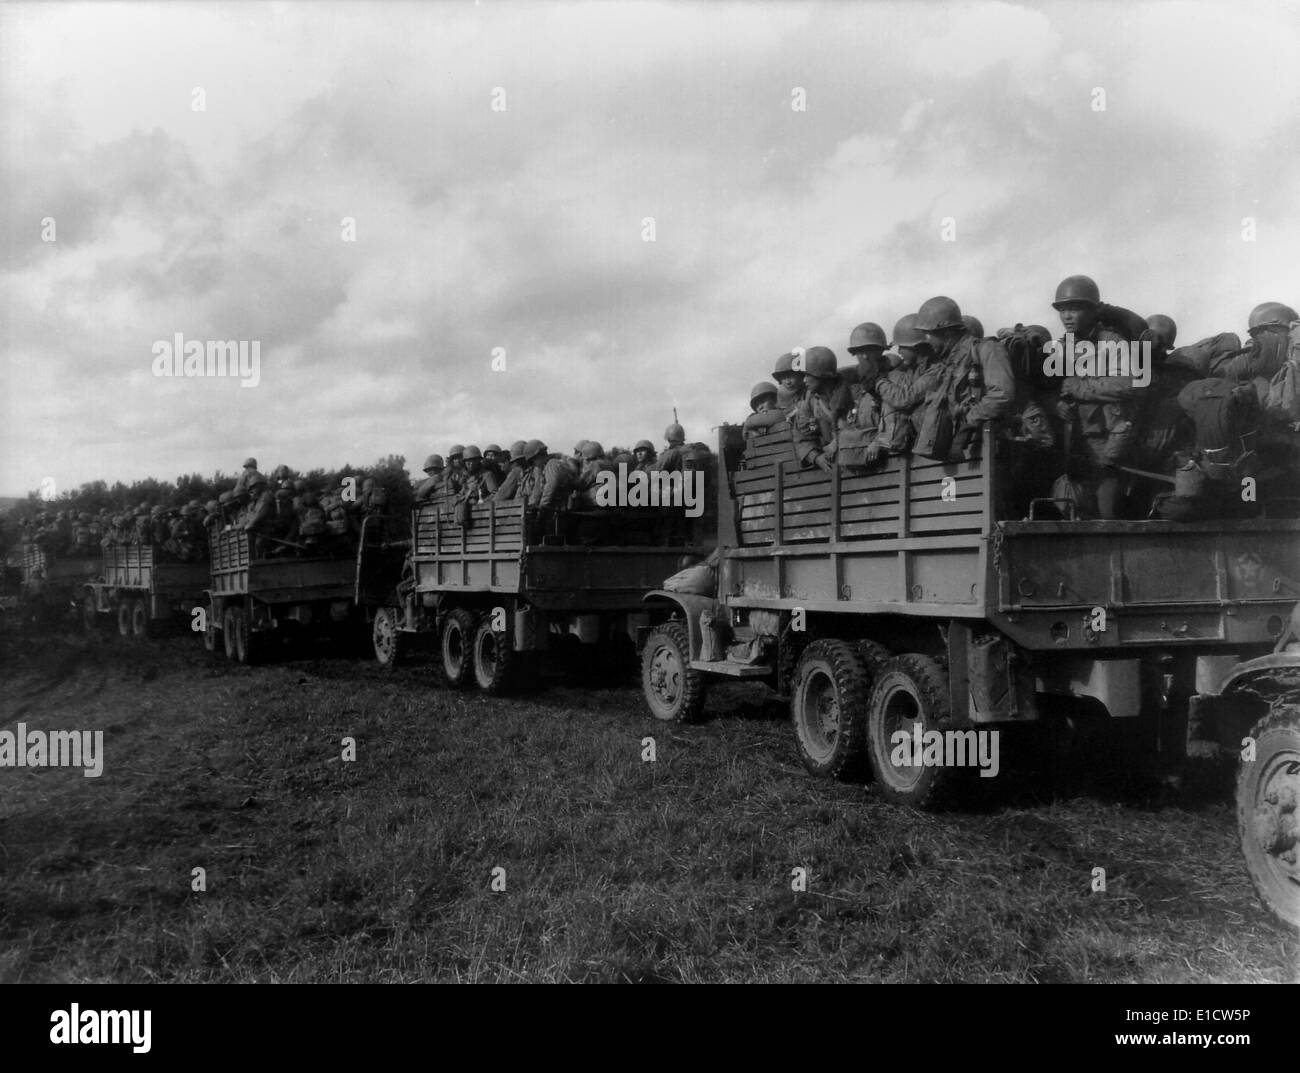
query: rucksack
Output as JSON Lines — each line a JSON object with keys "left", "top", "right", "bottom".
{"left": 1166, "top": 333, "right": 1243, "bottom": 377}
{"left": 299, "top": 507, "right": 326, "bottom": 536}
{"left": 1177, "top": 377, "right": 1262, "bottom": 477}
{"left": 1264, "top": 322, "right": 1300, "bottom": 424}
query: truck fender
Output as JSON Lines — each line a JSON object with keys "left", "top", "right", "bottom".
{"left": 642, "top": 590, "right": 719, "bottom": 662}
{"left": 1215, "top": 653, "right": 1300, "bottom": 701}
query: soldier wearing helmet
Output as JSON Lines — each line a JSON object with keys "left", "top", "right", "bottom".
{"left": 415, "top": 454, "right": 446, "bottom": 503}
{"left": 743, "top": 381, "right": 784, "bottom": 438}
{"left": 1208, "top": 302, "right": 1299, "bottom": 387}
{"left": 482, "top": 444, "right": 505, "bottom": 481}
{"left": 914, "top": 296, "right": 1016, "bottom": 435}
{"left": 772, "top": 352, "right": 805, "bottom": 413}
{"left": 847, "top": 322, "right": 889, "bottom": 389}
{"left": 458, "top": 445, "right": 500, "bottom": 504}
{"left": 791, "top": 346, "right": 852, "bottom": 471}
{"left": 491, "top": 442, "right": 531, "bottom": 502}
{"left": 632, "top": 439, "right": 658, "bottom": 472}
{"left": 242, "top": 472, "right": 277, "bottom": 553}
{"left": 1048, "top": 277, "right": 1147, "bottom": 517}
{"left": 654, "top": 423, "right": 691, "bottom": 473}
{"left": 518, "top": 440, "right": 575, "bottom": 513}
{"left": 574, "top": 441, "right": 616, "bottom": 508}
{"left": 444, "top": 445, "right": 467, "bottom": 496}
{"left": 962, "top": 315, "right": 985, "bottom": 340}
{"left": 233, "top": 457, "right": 259, "bottom": 495}
{"left": 861, "top": 313, "right": 939, "bottom": 459}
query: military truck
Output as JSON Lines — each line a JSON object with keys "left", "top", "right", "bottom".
{"left": 204, "top": 517, "right": 404, "bottom": 663}
{"left": 17, "top": 543, "right": 101, "bottom": 627}
{"left": 81, "top": 545, "right": 209, "bottom": 638}
{"left": 374, "top": 492, "right": 710, "bottom": 692}
{"left": 640, "top": 424, "right": 1300, "bottom": 927}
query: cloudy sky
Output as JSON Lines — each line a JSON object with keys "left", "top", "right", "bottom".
{"left": 2, "top": 0, "right": 1299, "bottom": 496}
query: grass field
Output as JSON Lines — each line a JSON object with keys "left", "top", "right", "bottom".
{"left": 0, "top": 627, "right": 1296, "bottom": 983}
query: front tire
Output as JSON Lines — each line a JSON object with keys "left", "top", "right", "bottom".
{"left": 203, "top": 604, "right": 219, "bottom": 654}
{"left": 1237, "top": 706, "right": 1300, "bottom": 928}
{"left": 223, "top": 604, "right": 248, "bottom": 664}
{"left": 867, "top": 654, "right": 958, "bottom": 807}
{"left": 440, "top": 608, "right": 477, "bottom": 689}
{"left": 372, "top": 607, "right": 405, "bottom": 670}
{"left": 791, "top": 639, "right": 872, "bottom": 779}
{"left": 641, "top": 621, "right": 706, "bottom": 723}
{"left": 473, "top": 614, "right": 515, "bottom": 693}
{"left": 131, "top": 597, "right": 149, "bottom": 639}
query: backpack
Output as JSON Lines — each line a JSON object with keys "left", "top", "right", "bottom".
{"left": 1166, "top": 333, "right": 1243, "bottom": 377}
{"left": 1264, "top": 322, "right": 1300, "bottom": 424}
{"left": 299, "top": 506, "right": 326, "bottom": 536}
{"left": 1177, "top": 377, "right": 1262, "bottom": 477}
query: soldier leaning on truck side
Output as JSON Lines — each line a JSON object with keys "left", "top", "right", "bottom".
{"left": 631, "top": 439, "right": 658, "bottom": 472}
{"left": 860, "top": 313, "right": 936, "bottom": 459}
{"left": 743, "top": 382, "right": 785, "bottom": 439}
{"left": 772, "top": 351, "right": 805, "bottom": 414}
{"left": 847, "top": 322, "right": 889, "bottom": 393}
{"left": 414, "top": 454, "right": 446, "bottom": 503}
{"left": 792, "top": 346, "right": 852, "bottom": 472}
{"left": 443, "top": 446, "right": 467, "bottom": 496}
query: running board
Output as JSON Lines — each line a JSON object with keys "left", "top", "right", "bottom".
{"left": 690, "top": 660, "right": 771, "bottom": 677}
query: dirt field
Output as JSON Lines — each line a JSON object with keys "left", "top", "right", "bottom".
{"left": 1, "top": 626, "right": 1296, "bottom": 983}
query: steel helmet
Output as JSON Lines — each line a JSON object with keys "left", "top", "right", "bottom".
{"left": 848, "top": 322, "right": 888, "bottom": 351}
{"left": 772, "top": 352, "right": 802, "bottom": 378}
{"left": 916, "top": 296, "right": 964, "bottom": 332}
{"left": 448, "top": 444, "right": 465, "bottom": 460}
{"left": 581, "top": 441, "right": 604, "bottom": 460}
{"left": 1051, "top": 275, "right": 1101, "bottom": 309}
{"left": 664, "top": 423, "right": 686, "bottom": 444}
{"left": 524, "top": 439, "right": 547, "bottom": 460}
{"left": 1248, "top": 301, "right": 1299, "bottom": 331}
{"left": 1145, "top": 314, "right": 1177, "bottom": 350}
{"left": 892, "top": 313, "right": 925, "bottom": 349}
{"left": 803, "top": 346, "right": 838, "bottom": 378}
{"left": 248, "top": 472, "right": 267, "bottom": 489}
{"left": 484, "top": 444, "right": 502, "bottom": 456}
{"left": 749, "top": 381, "right": 779, "bottom": 409}
{"left": 243, "top": 457, "right": 257, "bottom": 469}
{"left": 462, "top": 445, "right": 482, "bottom": 460}
{"left": 218, "top": 491, "right": 233, "bottom": 505}
{"left": 508, "top": 440, "right": 528, "bottom": 462}
{"left": 633, "top": 439, "right": 654, "bottom": 453}
{"left": 572, "top": 440, "right": 590, "bottom": 456}
{"left": 961, "top": 315, "right": 984, "bottom": 338}
{"left": 422, "top": 453, "right": 443, "bottom": 471}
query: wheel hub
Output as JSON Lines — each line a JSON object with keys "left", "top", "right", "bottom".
{"left": 1253, "top": 756, "right": 1300, "bottom": 875}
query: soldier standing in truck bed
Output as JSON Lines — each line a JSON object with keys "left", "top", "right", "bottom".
{"left": 1047, "top": 276, "right": 1146, "bottom": 518}
{"left": 654, "top": 424, "right": 691, "bottom": 473}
